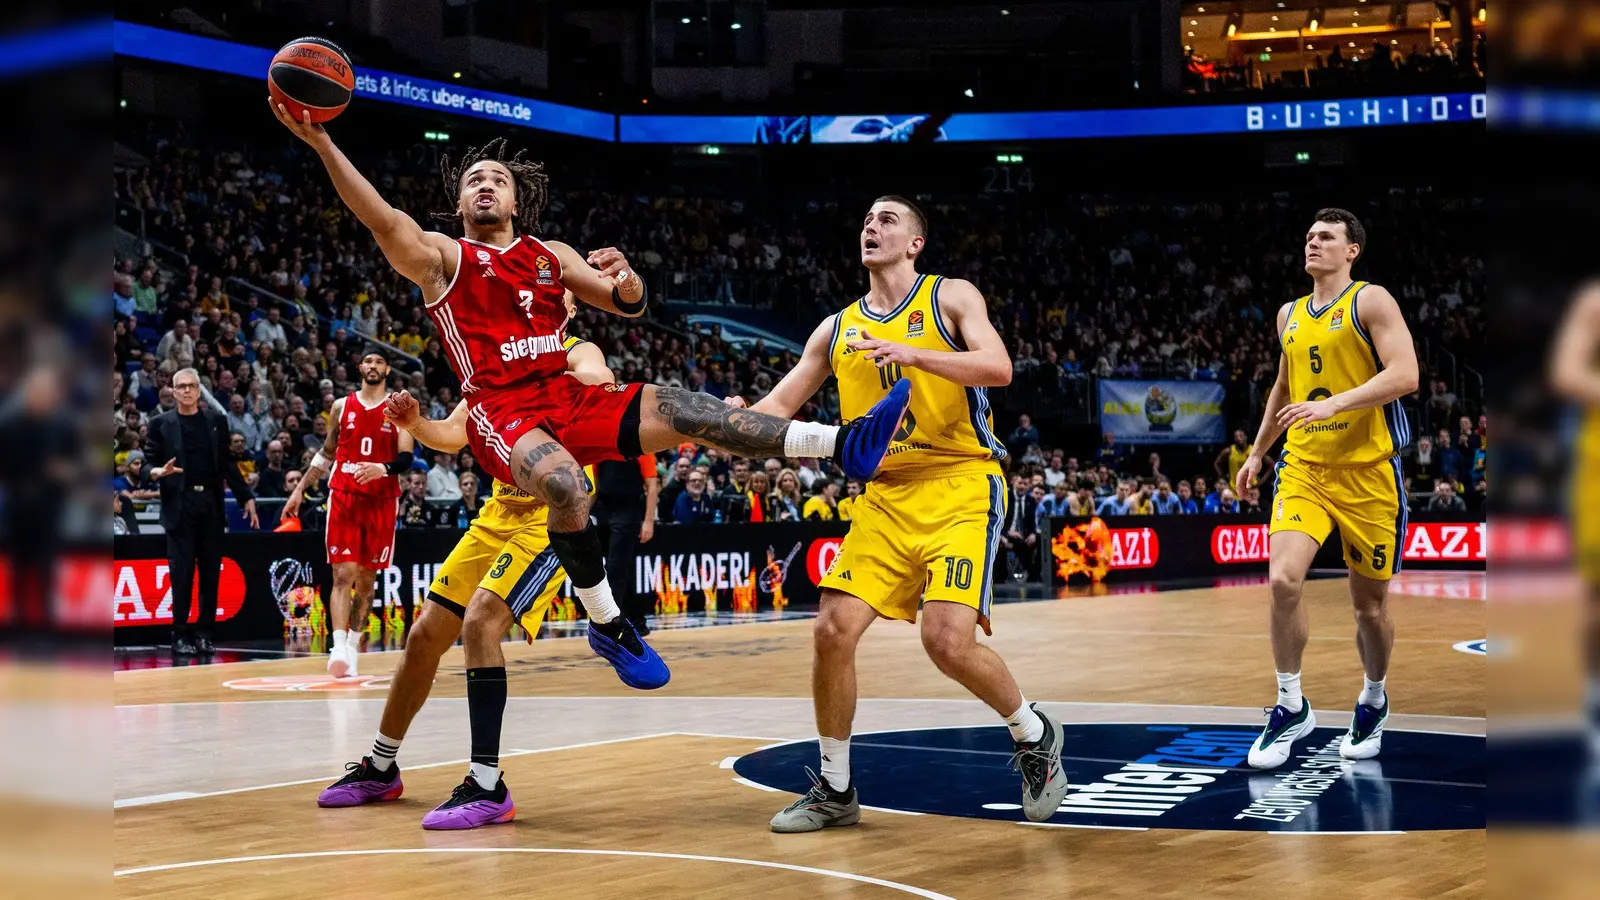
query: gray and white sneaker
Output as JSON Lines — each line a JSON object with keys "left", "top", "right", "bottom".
{"left": 769, "top": 767, "right": 861, "bottom": 834}
{"left": 1012, "top": 704, "right": 1069, "bottom": 822}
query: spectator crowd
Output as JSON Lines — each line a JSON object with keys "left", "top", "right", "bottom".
{"left": 113, "top": 113, "right": 1484, "bottom": 582}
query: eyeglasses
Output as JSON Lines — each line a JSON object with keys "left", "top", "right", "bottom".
{"left": 173, "top": 383, "right": 200, "bottom": 391}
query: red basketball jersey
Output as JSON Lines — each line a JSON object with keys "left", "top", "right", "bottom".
{"left": 425, "top": 236, "right": 570, "bottom": 396}
{"left": 328, "top": 393, "right": 401, "bottom": 498}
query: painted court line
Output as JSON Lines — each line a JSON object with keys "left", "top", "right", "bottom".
{"left": 112, "top": 848, "right": 959, "bottom": 899}
{"left": 113, "top": 695, "right": 1486, "bottom": 723}
{"left": 1019, "top": 821, "right": 1149, "bottom": 832}
{"left": 1270, "top": 830, "right": 1407, "bottom": 835}
{"left": 719, "top": 757, "right": 739, "bottom": 769}
{"left": 733, "top": 777, "right": 781, "bottom": 793}
{"left": 114, "top": 733, "right": 679, "bottom": 809}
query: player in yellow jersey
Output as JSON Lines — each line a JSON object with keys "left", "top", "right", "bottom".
{"left": 732, "top": 196, "right": 1067, "bottom": 831}
{"left": 317, "top": 332, "right": 655, "bottom": 829}
{"left": 1550, "top": 281, "right": 1600, "bottom": 762}
{"left": 1234, "top": 208, "right": 1419, "bottom": 769}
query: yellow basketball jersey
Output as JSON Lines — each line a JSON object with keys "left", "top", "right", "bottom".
{"left": 829, "top": 273, "right": 1006, "bottom": 478}
{"left": 1281, "top": 281, "right": 1410, "bottom": 466}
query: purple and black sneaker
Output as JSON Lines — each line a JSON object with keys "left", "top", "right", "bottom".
{"left": 420, "top": 774, "right": 516, "bottom": 830}
{"left": 317, "top": 757, "right": 403, "bottom": 807}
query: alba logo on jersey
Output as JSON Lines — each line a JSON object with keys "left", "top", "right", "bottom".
{"left": 499, "top": 332, "right": 564, "bottom": 363}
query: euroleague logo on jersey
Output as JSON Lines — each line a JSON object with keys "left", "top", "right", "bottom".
{"left": 536, "top": 254, "right": 554, "bottom": 284}
{"left": 906, "top": 309, "right": 925, "bottom": 338}
{"left": 1329, "top": 308, "right": 1346, "bottom": 332}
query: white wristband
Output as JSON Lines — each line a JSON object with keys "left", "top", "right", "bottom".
{"left": 311, "top": 451, "right": 330, "bottom": 470}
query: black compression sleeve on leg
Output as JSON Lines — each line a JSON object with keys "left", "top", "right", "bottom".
{"left": 615, "top": 388, "right": 644, "bottom": 459}
{"left": 547, "top": 524, "right": 607, "bottom": 589}
{"left": 466, "top": 667, "right": 507, "bottom": 769}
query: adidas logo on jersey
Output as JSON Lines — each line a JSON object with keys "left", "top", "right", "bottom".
{"left": 499, "top": 333, "right": 564, "bottom": 363}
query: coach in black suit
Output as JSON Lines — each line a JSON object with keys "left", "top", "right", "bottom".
{"left": 144, "top": 368, "right": 258, "bottom": 655}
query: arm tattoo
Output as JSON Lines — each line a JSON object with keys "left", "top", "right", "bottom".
{"left": 321, "top": 399, "right": 343, "bottom": 456}
{"left": 515, "top": 441, "right": 563, "bottom": 487}
{"left": 654, "top": 387, "right": 792, "bottom": 458}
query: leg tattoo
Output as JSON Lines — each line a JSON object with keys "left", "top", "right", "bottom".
{"left": 515, "top": 441, "right": 564, "bottom": 488}
{"left": 654, "top": 387, "right": 792, "bottom": 458}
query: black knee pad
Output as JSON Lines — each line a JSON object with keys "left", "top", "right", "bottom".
{"left": 547, "top": 524, "right": 607, "bottom": 589}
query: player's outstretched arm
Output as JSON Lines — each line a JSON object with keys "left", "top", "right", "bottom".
{"left": 847, "top": 278, "right": 1011, "bottom": 387}
{"left": 385, "top": 395, "right": 470, "bottom": 454}
{"left": 748, "top": 316, "right": 839, "bottom": 418}
{"left": 566, "top": 341, "right": 617, "bottom": 385}
{"left": 1277, "top": 285, "right": 1419, "bottom": 430}
{"left": 1551, "top": 282, "right": 1600, "bottom": 404}
{"left": 547, "top": 242, "right": 646, "bottom": 318}
{"left": 269, "top": 101, "right": 452, "bottom": 290}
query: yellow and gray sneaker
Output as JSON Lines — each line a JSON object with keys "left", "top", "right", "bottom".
{"left": 1339, "top": 695, "right": 1388, "bottom": 760}
{"left": 769, "top": 768, "right": 860, "bottom": 834}
{"left": 1012, "top": 705, "right": 1069, "bottom": 822}
{"left": 1248, "top": 701, "right": 1318, "bottom": 770}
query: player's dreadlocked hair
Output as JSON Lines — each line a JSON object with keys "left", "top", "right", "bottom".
{"left": 434, "top": 137, "right": 549, "bottom": 235}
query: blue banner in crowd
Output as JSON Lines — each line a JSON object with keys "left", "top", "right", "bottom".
{"left": 113, "top": 21, "right": 614, "bottom": 141}
{"left": 942, "top": 92, "right": 1486, "bottom": 141}
{"left": 1098, "top": 380, "right": 1226, "bottom": 445}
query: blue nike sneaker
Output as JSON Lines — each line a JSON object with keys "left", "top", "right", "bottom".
{"left": 835, "top": 378, "right": 913, "bottom": 481}
{"left": 588, "top": 618, "right": 670, "bottom": 690}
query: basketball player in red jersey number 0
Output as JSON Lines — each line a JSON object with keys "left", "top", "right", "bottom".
{"left": 284, "top": 350, "right": 415, "bottom": 677}
{"left": 273, "top": 102, "right": 911, "bottom": 704}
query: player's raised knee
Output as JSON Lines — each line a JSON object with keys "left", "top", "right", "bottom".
{"left": 919, "top": 624, "right": 972, "bottom": 671}
{"left": 463, "top": 595, "right": 512, "bottom": 643}
{"left": 1268, "top": 570, "right": 1304, "bottom": 603}
{"left": 812, "top": 611, "right": 859, "bottom": 657}
{"left": 408, "top": 604, "right": 460, "bottom": 655}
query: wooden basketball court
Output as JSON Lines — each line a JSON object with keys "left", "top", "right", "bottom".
{"left": 113, "top": 575, "right": 1485, "bottom": 899}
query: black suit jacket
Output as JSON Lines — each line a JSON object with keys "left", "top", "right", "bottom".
{"left": 145, "top": 407, "right": 255, "bottom": 531}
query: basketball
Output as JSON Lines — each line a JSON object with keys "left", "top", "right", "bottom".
{"left": 267, "top": 37, "right": 354, "bottom": 124}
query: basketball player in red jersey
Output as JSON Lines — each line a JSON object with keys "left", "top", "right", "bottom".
{"left": 272, "top": 104, "right": 909, "bottom": 711}
{"left": 283, "top": 350, "right": 415, "bottom": 678}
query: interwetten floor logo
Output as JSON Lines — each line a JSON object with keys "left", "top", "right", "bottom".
{"left": 735, "top": 722, "right": 1483, "bottom": 832}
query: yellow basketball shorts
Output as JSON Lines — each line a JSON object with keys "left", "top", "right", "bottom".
{"left": 1268, "top": 455, "right": 1407, "bottom": 581}
{"left": 819, "top": 465, "right": 1007, "bottom": 634}
{"left": 427, "top": 507, "right": 565, "bottom": 633}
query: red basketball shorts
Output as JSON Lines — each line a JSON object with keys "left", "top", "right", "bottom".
{"left": 325, "top": 489, "right": 399, "bottom": 569}
{"left": 464, "top": 375, "right": 644, "bottom": 487}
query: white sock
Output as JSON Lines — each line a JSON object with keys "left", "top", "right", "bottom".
{"left": 347, "top": 629, "right": 363, "bottom": 648}
{"left": 1003, "top": 697, "right": 1046, "bottom": 744}
{"left": 331, "top": 630, "right": 347, "bottom": 651}
{"left": 819, "top": 736, "right": 851, "bottom": 792}
{"left": 1359, "top": 676, "right": 1386, "bottom": 708}
{"left": 370, "top": 732, "right": 401, "bottom": 771}
{"left": 783, "top": 421, "right": 838, "bottom": 459}
{"left": 577, "top": 580, "right": 621, "bottom": 624}
{"left": 1276, "top": 671, "right": 1304, "bottom": 712}
{"left": 469, "top": 763, "right": 499, "bottom": 790}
